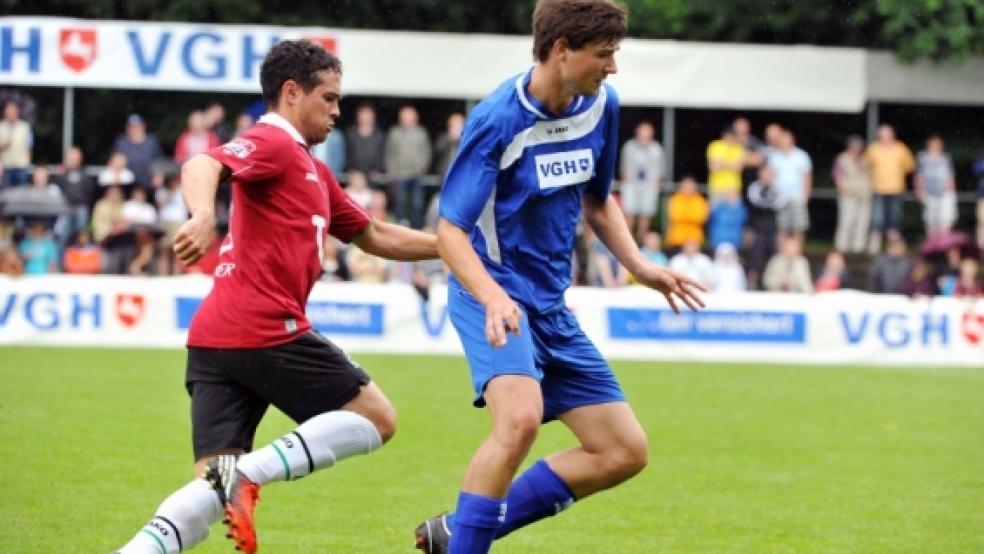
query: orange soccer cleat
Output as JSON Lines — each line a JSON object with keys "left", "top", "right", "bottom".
{"left": 203, "top": 455, "right": 261, "bottom": 553}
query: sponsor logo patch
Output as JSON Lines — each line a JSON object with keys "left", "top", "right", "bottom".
{"left": 534, "top": 149, "right": 594, "bottom": 189}
{"left": 222, "top": 138, "right": 256, "bottom": 159}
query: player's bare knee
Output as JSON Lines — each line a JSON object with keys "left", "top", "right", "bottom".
{"left": 494, "top": 409, "right": 541, "bottom": 451}
{"left": 608, "top": 435, "right": 649, "bottom": 481}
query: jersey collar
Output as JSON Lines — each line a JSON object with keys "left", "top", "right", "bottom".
{"left": 258, "top": 112, "right": 307, "bottom": 146}
{"left": 514, "top": 67, "right": 586, "bottom": 120}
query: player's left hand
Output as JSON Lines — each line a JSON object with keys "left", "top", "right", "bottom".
{"left": 634, "top": 265, "right": 707, "bottom": 314}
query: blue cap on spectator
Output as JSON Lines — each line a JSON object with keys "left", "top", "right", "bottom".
{"left": 127, "top": 113, "right": 144, "bottom": 126}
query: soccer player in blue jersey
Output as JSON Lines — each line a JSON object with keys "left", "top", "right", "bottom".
{"left": 414, "top": 1, "right": 705, "bottom": 553}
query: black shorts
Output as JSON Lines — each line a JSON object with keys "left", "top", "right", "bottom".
{"left": 186, "top": 331, "right": 371, "bottom": 460}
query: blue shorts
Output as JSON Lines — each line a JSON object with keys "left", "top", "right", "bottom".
{"left": 447, "top": 283, "right": 626, "bottom": 421}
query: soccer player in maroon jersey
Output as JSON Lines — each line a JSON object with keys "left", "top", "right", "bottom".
{"left": 116, "top": 40, "right": 438, "bottom": 554}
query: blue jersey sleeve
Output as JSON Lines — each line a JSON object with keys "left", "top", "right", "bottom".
{"left": 439, "top": 114, "right": 502, "bottom": 232}
{"left": 586, "top": 85, "right": 620, "bottom": 201}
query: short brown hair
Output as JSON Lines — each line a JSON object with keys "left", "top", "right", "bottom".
{"left": 532, "top": 0, "right": 628, "bottom": 62}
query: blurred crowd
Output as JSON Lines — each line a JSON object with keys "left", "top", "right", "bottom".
{"left": 614, "top": 117, "right": 982, "bottom": 298}
{"left": 1, "top": 97, "right": 982, "bottom": 299}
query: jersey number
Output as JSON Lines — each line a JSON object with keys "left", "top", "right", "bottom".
{"left": 312, "top": 215, "right": 327, "bottom": 263}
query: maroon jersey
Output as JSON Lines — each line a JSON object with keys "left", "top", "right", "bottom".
{"left": 188, "top": 114, "right": 370, "bottom": 348}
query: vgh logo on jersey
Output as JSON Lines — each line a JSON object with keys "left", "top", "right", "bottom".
{"left": 534, "top": 149, "right": 594, "bottom": 190}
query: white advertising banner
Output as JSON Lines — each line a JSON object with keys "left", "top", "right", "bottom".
{"left": 1, "top": 275, "right": 981, "bottom": 367}
{"left": 0, "top": 17, "right": 866, "bottom": 111}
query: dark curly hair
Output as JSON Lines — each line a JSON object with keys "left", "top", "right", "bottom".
{"left": 532, "top": 0, "right": 627, "bottom": 62}
{"left": 260, "top": 40, "right": 342, "bottom": 108}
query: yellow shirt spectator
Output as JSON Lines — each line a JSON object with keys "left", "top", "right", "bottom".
{"left": 865, "top": 141, "right": 915, "bottom": 195}
{"left": 666, "top": 179, "right": 710, "bottom": 248}
{"left": 706, "top": 136, "right": 745, "bottom": 197}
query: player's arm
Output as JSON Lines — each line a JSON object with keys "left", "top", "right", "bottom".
{"left": 438, "top": 218, "right": 520, "bottom": 347}
{"left": 353, "top": 220, "right": 437, "bottom": 261}
{"left": 584, "top": 194, "right": 705, "bottom": 313}
{"left": 173, "top": 154, "right": 228, "bottom": 266}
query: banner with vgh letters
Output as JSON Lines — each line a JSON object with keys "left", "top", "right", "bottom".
{"left": 1, "top": 275, "right": 981, "bottom": 367}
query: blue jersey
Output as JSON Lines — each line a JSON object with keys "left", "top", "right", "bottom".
{"left": 440, "top": 68, "right": 620, "bottom": 313}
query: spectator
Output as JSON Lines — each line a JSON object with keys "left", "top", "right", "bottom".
{"left": 708, "top": 188, "right": 747, "bottom": 250}
{"left": 669, "top": 238, "right": 714, "bottom": 288}
{"left": 346, "top": 244, "right": 390, "bottom": 283}
{"left": 385, "top": 105, "right": 432, "bottom": 228}
{"left": 174, "top": 110, "right": 221, "bottom": 165}
{"left": 763, "top": 123, "right": 784, "bottom": 154}
{"left": 204, "top": 102, "right": 232, "bottom": 143}
{"left": 665, "top": 176, "right": 709, "bottom": 250}
{"left": 746, "top": 166, "right": 782, "bottom": 289}
{"left": 313, "top": 121, "right": 346, "bottom": 179}
{"left": 592, "top": 238, "right": 629, "bottom": 287}
{"left": 368, "top": 190, "right": 391, "bottom": 223}
{"left": 27, "top": 167, "right": 68, "bottom": 242}
{"left": 345, "top": 103, "right": 386, "bottom": 187}
{"left": 975, "top": 151, "right": 984, "bottom": 249}
{"left": 62, "top": 229, "right": 103, "bottom": 274}
{"left": 935, "top": 246, "right": 963, "bottom": 296}
{"left": 865, "top": 124, "right": 915, "bottom": 253}
{"left": 111, "top": 113, "right": 163, "bottom": 188}
{"left": 705, "top": 126, "right": 744, "bottom": 203}
{"left": 620, "top": 120, "right": 665, "bottom": 243}
{"left": 0, "top": 218, "right": 13, "bottom": 252}
{"left": 90, "top": 185, "right": 125, "bottom": 242}
{"left": 900, "top": 259, "right": 936, "bottom": 298}
{"left": 51, "top": 146, "right": 96, "bottom": 245}
{"left": 98, "top": 152, "right": 135, "bottom": 188}
{"left": 344, "top": 170, "right": 372, "bottom": 210}
{"left": 156, "top": 173, "right": 188, "bottom": 275}
{"left": 954, "top": 258, "right": 982, "bottom": 297}
{"left": 768, "top": 130, "right": 812, "bottom": 243}
{"left": 121, "top": 187, "right": 157, "bottom": 226}
{"left": 0, "top": 245, "right": 23, "bottom": 275}
{"left": 232, "top": 112, "right": 254, "bottom": 139}
{"left": 127, "top": 226, "right": 158, "bottom": 276}
{"left": 762, "top": 236, "right": 813, "bottom": 293}
{"left": 18, "top": 219, "right": 59, "bottom": 275}
{"left": 814, "top": 251, "right": 852, "bottom": 291}
{"left": 832, "top": 135, "right": 872, "bottom": 254}
{"left": 867, "top": 235, "right": 911, "bottom": 294}
{"left": 320, "top": 236, "right": 347, "bottom": 282}
{"left": 915, "top": 135, "right": 957, "bottom": 238}
{"left": 0, "top": 101, "right": 32, "bottom": 187}
{"left": 710, "top": 242, "right": 746, "bottom": 292}
{"left": 433, "top": 112, "right": 465, "bottom": 182}
{"left": 640, "top": 230, "right": 667, "bottom": 267}
{"left": 733, "top": 117, "right": 765, "bottom": 186}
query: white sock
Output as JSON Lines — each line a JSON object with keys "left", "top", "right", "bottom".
{"left": 118, "top": 479, "right": 222, "bottom": 553}
{"left": 236, "top": 410, "right": 383, "bottom": 485}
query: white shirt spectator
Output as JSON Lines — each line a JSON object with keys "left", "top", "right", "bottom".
{"left": 122, "top": 198, "right": 157, "bottom": 225}
{"left": 669, "top": 251, "right": 714, "bottom": 287}
{"left": 711, "top": 243, "right": 747, "bottom": 292}
{"left": 767, "top": 147, "right": 812, "bottom": 204}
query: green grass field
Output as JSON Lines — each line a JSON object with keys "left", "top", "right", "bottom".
{"left": 1, "top": 347, "right": 983, "bottom": 553}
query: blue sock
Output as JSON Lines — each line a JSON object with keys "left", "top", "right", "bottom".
{"left": 448, "top": 491, "right": 505, "bottom": 554}
{"left": 493, "top": 459, "right": 576, "bottom": 539}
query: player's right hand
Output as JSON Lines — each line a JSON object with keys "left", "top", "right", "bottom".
{"left": 173, "top": 211, "right": 216, "bottom": 267}
{"left": 483, "top": 290, "right": 522, "bottom": 348}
